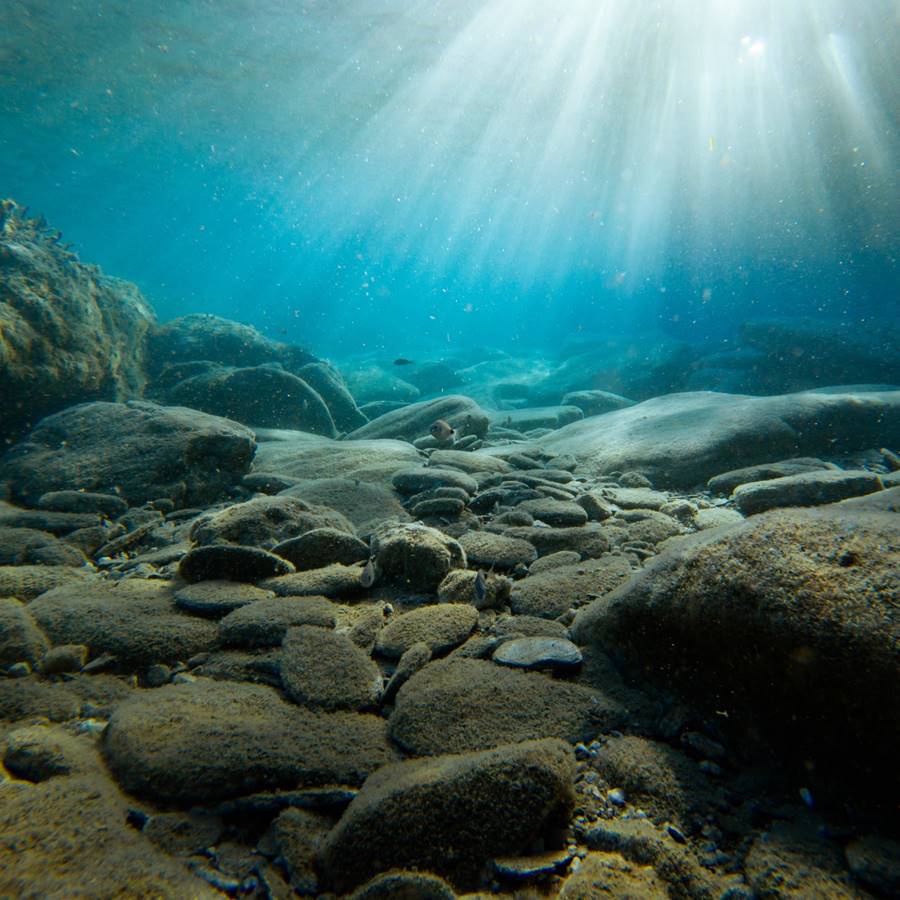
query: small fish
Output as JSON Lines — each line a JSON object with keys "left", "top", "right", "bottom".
{"left": 473, "top": 570, "right": 487, "bottom": 604}
{"left": 359, "top": 558, "right": 377, "bottom": 588}
{"left": 799, "top": 787, "right": 814, "bottom": 808}
{"left": 393, "top": 358, "right": 415, "bottom": 366}
{"left": 429, "top": 419, "right": 456, "bottom": 442}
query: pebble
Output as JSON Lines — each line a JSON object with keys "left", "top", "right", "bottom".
{"left": 666, "top": 824, "right": 687, "bottom": 844}
{"left": 492, "top": 636, "right": 583, "bottom": 673}
{"left": 7, "top": 661, "right": 31, "bottom": 678}
{"left": 146, "top": 664, "right": 172, "bottom": 688}
{"left": 607, "top": 788, "right": 627, "bottom": 807}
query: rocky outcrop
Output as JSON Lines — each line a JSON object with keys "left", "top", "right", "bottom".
{"left": 0, "top": 200, "right": 156, "bottom": 442}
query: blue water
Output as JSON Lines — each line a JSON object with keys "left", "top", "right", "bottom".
{"left": 1, "top": 0, "right": 897, "bottom": 359}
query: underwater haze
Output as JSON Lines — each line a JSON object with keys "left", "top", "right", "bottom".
{"left": 1, "top": 0, "right": 897, "bottom": 356}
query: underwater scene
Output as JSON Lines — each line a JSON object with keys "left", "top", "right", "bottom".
{"left": 1, "top": 0, "right": 898, "bottom": 896}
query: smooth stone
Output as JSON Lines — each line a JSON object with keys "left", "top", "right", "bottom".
{"left": 510, "top": 557, "right": 633, "bottom": 619}
{"left": 574, "top": 493, "right": 615, "bottom": 521}
{"left": 491, "top": 406, "right": 584, "bottom": 431}
{"left": 529, "top": 550, "right": 582, "bottom": 573}
{"left": 374, "top": 524, "right": 466, "bottom": 591}
{"left": 298, "top": 360, "right": 368, "bottom": 432}
{"left": 280, "top": 625, "right": 382, "bottom": 712}
{"left": 260, "top": 564, "right": 367, "bottom": 598}
{"left": 375, "top": 604, "right": 477, "bottom": 659}
{"left": 281, "top": 477, "right": 410, "bottom": 532}
{"left": 732, "top": 469, "right": 883, "bottom": 514}
{"left": 436, "top": 569, "right": 511, "bottom": 610}
{"left": 102, "top": 680, "right": 400, "bottom": 804}
{"left": 516, "top": 499, "right": 587, "bottom": 527}
{"left": 219, "top": 597, "right": 337, "bottom": 647}
{"left": 490, "top": 616, "right": 570, "bottom": 639}
{"left": 39, "top": 644, "right": 88, "bottom": 676}
{"left": 411, "top": 498, "right": 466, "bottom": 518}
{"left": 561, "top": 389, "right": 636, "bottom": 416}
{"left": 241, "top": 472, "right": 301, "bottom": 494}
{"left": 318, "top": 738, "right": 575, "bottom": 892}
{"left": 0, "top": 509, "right": 102, "bottom": 535}
{"left": 346, "top": 395, "right": 489, "bottom": 443}
{"left": 391, "top": 467, "right": 478, "bottom": 496}
{"left": 457, "top": 531, "right": 537, "bottom": 570}
{"left": 602, "top": 487, "right": 669, "bottom": 510}
{"left": 381, "top": 642, "right": 432, "bottom": 705}
{"left": 272, "top": 528, "right": 369, "bottom": 569}
{"left": 348, "top": 870, "right": 457, "bottom": 900}
{"left": 178, "top": 545, "right": 294, "bottom": 583}
{"left": 36, "top": 490, "right": 128, "bottom": 517}
{"left": 174, "top": 581, "right": 274, "bottom": 617}
{"left": 694, "top": 507, "right": 745, "bottom": 530}
{"left": 707, "top": 457, "right": 837, "bottom": 494}
{"left": 493, "top": 637, "right": 583, "bottom": 672}
{"left": 503, "top": 524, "right": 611, "bottom": 558}
{"left": 263, "top": 807, "right": 332, "bottom": 894}
{"left": 492, "top": 848, "right": 574, "bottom": 880}
{"left": 427, "top": 449, "right": 511, "bottom": 474}
{"left": 389, "top": 657, "right": 624, "bottom": 755}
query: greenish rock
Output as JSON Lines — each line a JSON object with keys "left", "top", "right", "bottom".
{"left": 457, "top": 530, "right": 537, "bottom": 570}
{"left": 732, "top": 468, "right": 883, "bottom": 514}
{"left": 260, "top": 563, "right": 367, "bottom": 598}
{"left": 492, "top": 637, "right": 583, "bottom": 672}
{"left": 374, "top": 524, "right": 466, "bottom": 591}
{"left": 0, "top": 597, "right": 49, "bottom": 668}
{"left": 178, "top": 544, "right": 294, "bottom": 583}
{"left": 219, "top": 597, "right": 337, "bottom": 647}
{"left": 347, "top": 395, "right": 489, "bottom": 443}
{"left": 707, "top": 457, "right": 837, "bottom": 494}
{"left": 392, "top": 467, "right": 478, "bottom": 496}
{"left": 273, "top": 528, "right": 369, "bottom": 569}
{"left": 375, "top": 604, "right": 477, "bottom": 659}
{"left": 174, "top": 581, "right": 274, "bottom": 617}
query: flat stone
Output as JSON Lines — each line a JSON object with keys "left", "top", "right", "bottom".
{"left": 346, "top": 395, "right": 489, "bottom": 443}
{"left": 179, "top": 545, "right": 294, "bottom": 583}
{"left": 0, "top": 598, "right": 50, "bottom": 668}
{"left": 280, "top": 625, "right": 382, "bottom": 711}
{"left": 272, "top": 528, "right": 369, "bottom": 569}
{"left": 516, "top": 499, "right": 588, "bottom": 527}
{"left": 493, "top": 637, "right": 582, "bottom": 672}
{"left": 428, "top": 450, "right": 511, "bottom": 474}
{"left": 510, "top": 557, "right": 633, "bottom": 619}
{"left": 349, "top": 871, "right": 456, "bottom": 900}
{"left": 490, "top": 615, "right": 569, "bottom": 640}
{"left": 219, "top": 597, "right": 337, "bottom": 647}
{"left": 374, "top": 524, "right": 466, "bottom": 591}
{"left": 732, "top": 469, "right": 883, "bottom": 514}
{"left": 602, "top": 487, "right": 669, "bottom": 510}
{"left": 411, "top": 498, "right": 466, "bottom": 518}
{"left": 0, "top": 509, "right": 102, "bottom": 535}
{"left": 457, "top": 531, "right": 537, "bottom": 570}
{"left": 561, "top": 389, "right": 636, "bottom": 416}
{"left": 375, "top": 604, "right": 477, "bottom": 659}
{"left": 436, "top": 569, "right": 511, "bottom": 610}
{"left": 260, "top": 564, "right": 367, "bottom": 598}
{"left": 529, "top": 550, "right": 582, "bottom": 573}
{"left": 707, "top": 457, "right": 837, "bottom": 494}
{"left": 694, "top": 507, "right": 744, "bottom": 530}
{"left": 381, "top": 642, "right": 432, "bottom": 705}
{"left": 492, "top": 406, "right": 584, "bottom": 431}
{"left": 389, "top": 657, "right": 624, "bottom": 755}
{"left": 392, "top": 467, "right": 477, "bottom": 496}
{"left": 503, "top": 524, "right": 611, "bottom": 558}
{"left": 37, "top": 490, "right": 129, "bottom": 517}
{"left": 318, "top": 738, "right": 575, "bottom": 892}
{"left": 281, "top": 477, "right": 410, "bottom": 532}
{"left": 174, "top": 581, "right": 274, "bottom": 617}
{"left": 102, "top": 680, "right": 399, "bottom": 804}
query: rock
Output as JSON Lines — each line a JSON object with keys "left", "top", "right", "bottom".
{"left": 2, "top": 724, "right": 90, "bottom": 782}
{"left": 273, "top": 528, "right": 369, "bottom": 569}
{"left": 280, "top": 478, "right": 410, "bottom": 532}
{"left": 264, "top": 807, "right": 332, "bottom": 894}
{"left": 561, "top": 390, "right": 637, "bottom": 417}
{"left": 0, "top": 200, "right": 155, "bottom": 443}
{"left": 36, "top": 490, "right": 128, "bottom": 517}
{"left": 146, "top": 313, "right": 315, "bottom": 376}
{"left": 412, "top": 498, "right": 465, "bottom": 518}
{"left": 624, "top": 515, "right": 684, "bottom": 545}
{"left": 845, "top": 835, "right": 900, "bottom": 897}
{"left": 571, "top": 503, "right": 900, "bottom": 808}
{"left": 39, "top": 644, "right": 88, "bottom": 676}
{"left": 0, "top": 564, "right": 92, "bottom": 600}
{"left": 260, "top": 563, "right": 366, "bottom": 598}
{"left": 516, "top": 498, "right": 588, "bottom": 527}
{"left": 492, "top": 406, "right": 584, "bottom": 431}
{"left": 0, "top": 677, "right": 81, "bottom": 722}
{"left": 165, "top": 364, "right": 338, "bottom": 436}
{"left": 602, "top": 487, "right": 669, "bottom": 510}
{"left": 491, "top": 615, "right": 569, "bottom": 639}
{"left": 318, "top": 738, "right": 575, "bottom": 892}
{"left": 343, "top": 365, "right": 420, "bottom": 404}
{"left": 179, "top": 545, "right": 295, "bottom": 583}
{"left": 0, "top": 400, "right": 255, "bottom": 508}
{"left": 503, "top": 524, "right": 612, "bottom": 558}
{"left": 537, "top": 388, "right": 900, "bottom": 489}
{"left": 103, "top": 680, "right": 399, "bottom": 804}
{"left": 298, "top": 361, "right": 368, "bottom": 432}
{"left": 347, "top": 395, "right": 489, "bottom": 442}
{"left": 732, "top": 469, "right": 883, "bottom": 514}
{"left": 142, "top": 811, "right": 224, "bottom": 856}
{"left": 389, "top": 657, "right": 624, "bottom": 755}
{"left": 253, "top": 431, "right": 420, "bottom": 484}
{"left": 374, "top": 524, "right": 466, "bottom": 591}
{"left": 191, "top": 649, "right": 282, "bottom": 687}
{"left": 190, "top": 496, "right": 353, "bottom": 548}
{"left": 29, "top": 579, "right": 219, "bottom": 668}
{"left": 529, "top": 550, "right": 582, "bottom": 573}
{"left": 349, "top": 870, "right": 457, "bottom": 900}
{"left": 707, "top": 457, "right": 837, "bottom": 494}
{"left": 392, "top": 466, "right": 477, "bottom": 496}
{"left": 428, "top": 449, "right": 511, "bottom": 474}
{"left": 0, "top": 526, "right": 58, "bottom": 565}
{"left": 436, "top": 568, "right": 511, "bottom": 610}
{"left": 0, "top": 509, "right": 102, "bottom": 535}
{"left": 574, "top": 493, "right": 615, "bottom": 522}
{"left": 694, "top": 507, "right": 744, "bottom": 530}
{"left": 241, "top": 472, "right": 301, "bottom": 494}
{"left": 280, "top": 625, "right": 382, "bottom": 711}
{"left": 559, "top": 852, "right": 668, "bottom": 899}
{"left": 745, "top": 821, "right": 862, "bottom": 898}
{"left": 510, "top": 557, "right": 632, "bottom": 619}
{"left": 381, "top": 641, "right": 432, "bottom": 705}
{"left": 219, "top": 597, "right": 337, "bottom": 647}
{"left": 173, "top": 581, "right": 274, "bottom": 617}
{"left": 375, "top": 604, "right": 478, "bottom": 659}
{"left": 493, "top": 637, "right": 583, "bottom": 672}
{"left": 457, "top": 531, "right": 537, "bottom": 570}
{"left": 0, "top": 597, "right": 49, "bottom": 668}
{"left": 358, "top": 400, "right": 408, "bottom": 418}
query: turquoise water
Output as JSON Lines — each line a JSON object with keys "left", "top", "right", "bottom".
{"left": 1, "top": 0, "right": 897, "bottom": 357}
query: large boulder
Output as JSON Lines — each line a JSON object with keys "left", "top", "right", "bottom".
{"left": 342, "top": 365, "right": 420, "bottom": 404}
{"left": 537, "top": 388, "right": 900, "bottom": 488}
{"left": 298, "top": 362, "right": 368, "bottom": 432}
{"left": 0, "top": 400, "right": 256, "bottom": 507}
{"left": 346, "top": 396, "right": 489, "bottom": 443}
{"left": 103, "top": 680, "right": 399, "bottom": 804}
{"left": 0, "top": 200, "right": 156, "bottom": 443}
{"left": 164, "top": 364, "right": 338, "bottom": 436}
{"left": 146, "top": 313, "right": 315, "bottom": 377}
{"left": 571, "top": 496, "right": 900, "bottom": 807}
{"left": 318, "top": 738, "right": 575, "bottom": 891}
